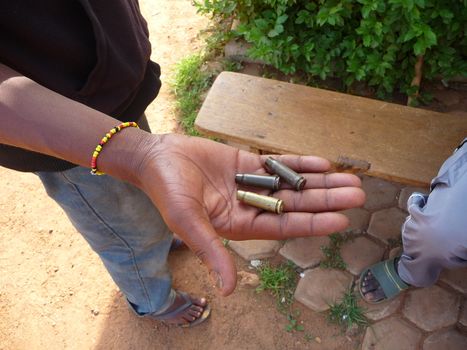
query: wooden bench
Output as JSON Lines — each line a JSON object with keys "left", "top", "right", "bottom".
{"left": 195, "top": 72, "right": 466, "bottom": 186}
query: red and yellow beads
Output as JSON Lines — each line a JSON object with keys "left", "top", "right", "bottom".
{"left": 90, "top": 121, "right": 139, "bottom": 175}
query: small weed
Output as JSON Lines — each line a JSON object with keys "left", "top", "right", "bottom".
{"left": 320, "top": 233, "right": 351, "bottom": 270}
{"left": 256, "top": 260, "right": 297, "bottom": 309}
{"left": 195, "top": 14, "right": 234, "bottom": 59}
{"left": 328, "top": 289, "right": 368, "bottom": 332}
{"left": 171, "top": 54, "right": 214, "bottom": 135}
{"left": 285, "top": 310, "right": 304, "bottom": 332}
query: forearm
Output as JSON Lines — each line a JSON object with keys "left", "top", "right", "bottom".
{"left": 0, "top": 63, "right": 153, "bottom": 185}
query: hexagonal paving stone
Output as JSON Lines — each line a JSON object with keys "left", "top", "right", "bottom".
{"left": 279, "top": 236, "right": 329, "bottom": 269}
{"left": 358, "top": 294, "right": 402, "bottom": 321}
{"left": 228, "top": 240, "right": 281, "bottom": 260}
{"left": 340, "top": 208, "right": 370, "bottom": 233}
{"left": 398, "top": 186, "right": 429, "bottom": 211}
{"left": 440, "top": 267, "right": 467, "bottom": 295}
{"left": 403, "top": 285, "right": 461, "bottom": 332}
{"left": 362, "top": 316, "right": 422, "bottom": 350}
{"left": 368, "top": 208, "right": 407, "bottom": 244}
{"left": 341, "top": 236, "right": 385, "bottom": 275}
{"left": 362, "top": 176, "right": 399, "bottom": 211}
{"left": 423, "top": 329, "right": 467, "bottom": 350}
{"left": 294, "top": 268, "right": 352, "bottom": 312}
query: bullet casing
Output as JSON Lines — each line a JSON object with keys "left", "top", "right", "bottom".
{"left": 265, "top": 157, "right": 306, "bottom": 191}
{"left": 237, "top": 190, "right": 284, "bottom": 214}
{"left": 235, "top": 173, "right": 281, "bottom": 190}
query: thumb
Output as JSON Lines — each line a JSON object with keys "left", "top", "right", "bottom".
{"left": 174, "top": 213, "right": 237, "bottom": 296}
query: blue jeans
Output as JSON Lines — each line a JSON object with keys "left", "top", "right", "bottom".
{"left": 37, "top": 166, "right": 176, "bottom": 316}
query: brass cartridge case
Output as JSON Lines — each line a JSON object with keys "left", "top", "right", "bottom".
{"left": 235, "top": 173, "right": 281, "bottom": 190}
{"left": 265, "top": 157, "right": 306, "bottom": 191}
{"left": 236, "top": 190, "right": 284, "bottom": 214}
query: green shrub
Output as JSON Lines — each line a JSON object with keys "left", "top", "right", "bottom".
{"left": 195, "top": 0, "right": 467, "bottom": 98}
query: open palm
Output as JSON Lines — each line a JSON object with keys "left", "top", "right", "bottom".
{"left": 138, "top": 133, "right": 365, "bottom": 295}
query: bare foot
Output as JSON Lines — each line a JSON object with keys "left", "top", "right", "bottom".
{"left": 151, "top": 292, "right": 210, "bottom": 327}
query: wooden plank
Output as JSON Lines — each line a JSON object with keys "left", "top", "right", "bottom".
{"left": 196, "top": 72, "right": 467, "bottom": 186}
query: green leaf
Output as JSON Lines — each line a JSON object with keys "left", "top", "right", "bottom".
{"left": 414, "top": 39, "right": 426, "bottom": 55}
{"left": 439, "top": 9, "right": 454, "bottom": 21}
{"left": 295, "top": 10, "right": 309, "bottom": 24}
{"left": 424, "top": 29, "right": 437, "bottom": 47}
{"left": 268, "top": 29, "right": 279, "bottom": 37}
{"left": 414, "top": 0, "right": 425, "bottom": 8}
{"left": 402, "top": 29, "right": 418, "bottom": 42}
{"left": 362, "top": 6, "right": 371, "bottom": 19}
{"left": 363, "top": 35, "right": 372, "bottom": 47}
{"left": 401, "top": 0, "right": 414, "bottom": 10}
{"left": 277, "top": 14, "right": 288, "bottom": 24}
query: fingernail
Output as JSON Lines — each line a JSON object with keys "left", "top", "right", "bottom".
{"left": 209, "top": 270, "right": 223, "bottom": 290}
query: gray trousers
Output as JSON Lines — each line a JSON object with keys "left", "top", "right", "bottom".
{"left": 398, "top": 138, "right": 467, "bottom": 287}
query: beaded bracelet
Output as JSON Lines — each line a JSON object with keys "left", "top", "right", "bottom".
{"left": 90, "top": 121, "right": 139, "bottom": 175}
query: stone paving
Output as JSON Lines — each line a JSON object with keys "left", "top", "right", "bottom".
{"left": 227, "top": 175, "right": 467, "bottom": 349}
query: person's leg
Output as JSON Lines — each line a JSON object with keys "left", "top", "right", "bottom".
{"left": 361, "top": 139, "right": 467, "bottom": 302}
{"left": 398, "top": 142, "right": 467, "bottom": 286}
{"left": 37, "top": 165, "right": 208, "bottom": 325}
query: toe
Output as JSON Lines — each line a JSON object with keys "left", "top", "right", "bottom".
{"left": 372, "top": 288, "right": 386, "bottom": 301}
{"left": 193, "top": 297, "right": 207, "bottom": 307}
{"left": 188, "top": 309, "right": 202, "bottom": 318}
{"left": 365, "top": 278, "right": 381, "bottom": 291}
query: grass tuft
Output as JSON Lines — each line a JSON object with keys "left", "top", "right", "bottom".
{"left": 171, "top": 54, "right": 214, "bottom": 135}
{"left": 328, "top": 289, "right": 368, "bottom": 331}
{"left": 320, "top": 233, "right": 351, "bottom": 270}
{"left": 256, "top": 260, "right": 297, "bottom": 309}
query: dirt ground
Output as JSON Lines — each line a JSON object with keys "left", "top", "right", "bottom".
{"left": 0, "top": 1, "right": 358, "bottom": 349}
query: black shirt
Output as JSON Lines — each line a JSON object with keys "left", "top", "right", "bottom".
{"left": 0, "top": 0, "right": 161, "bottom": 172}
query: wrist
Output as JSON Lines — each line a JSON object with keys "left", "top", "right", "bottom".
{"left": 95, "top": 127, "right": 163, "bottom": 187}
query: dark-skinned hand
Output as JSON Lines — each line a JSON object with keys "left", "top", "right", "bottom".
{"left": 133, "top": 133, "right": 365, "bottom": 296}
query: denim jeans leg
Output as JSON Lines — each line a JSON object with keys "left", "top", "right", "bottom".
{"left": 37, "top": 166, "right": 174, "bottom": 315}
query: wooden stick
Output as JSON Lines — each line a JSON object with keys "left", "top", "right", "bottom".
{"left": 407, "top": 55, "right": 424, "bottom": 106}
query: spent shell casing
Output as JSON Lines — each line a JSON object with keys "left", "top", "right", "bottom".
{"left": 265, "top": 157, "right": 306, "bottom": 191}
{"left": 235, "top": 173, "right": 281, "bottom": 190}
{"left": 236, "top": 190, "right": 284, "bottom": 214}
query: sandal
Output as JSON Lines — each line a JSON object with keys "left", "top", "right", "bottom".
{"left": 359, "top": 257, "right": 409, "bottom": 304}
{"left": 150, "top": 291, "right": 211, "bottom": 328}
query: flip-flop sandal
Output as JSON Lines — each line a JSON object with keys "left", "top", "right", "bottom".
{"left": 150, "top": 291, "right": 211, "bottom": 328}
{"left": 359, "top": 257, "right": 409, "bottom": 304}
